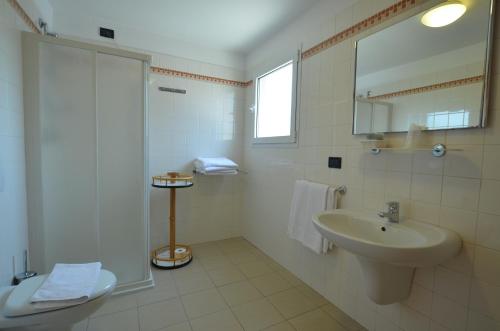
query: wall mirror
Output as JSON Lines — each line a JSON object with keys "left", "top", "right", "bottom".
{"left": 353, "top": 0, "right": 495, "bottom": 134}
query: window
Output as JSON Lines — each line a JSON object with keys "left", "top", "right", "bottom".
{"left": 426, "top": 110, "right": 470, "bottom": 129}
{"left": 254, "top": 54, "right": 299, "bottom": 144}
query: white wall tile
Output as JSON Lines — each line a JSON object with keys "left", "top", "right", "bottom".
{"left": 434, "top": 266, "right": 471, "bottom": 305}
{"left": 411, "top": 174, "right": 442, "bottom": 204}
{"left": 469, "top": 279, "right": 500, "bottom": 321}
{"left": 439, "top": 207, "right": 477, "bottom": 243}
{"left": 444, "top": 146, "right": 483, "bottom": 178}
{"left": 483, "top": 145, "right": 500, "bottom": 180}
{"left": 0, "top": 4, "right": 29, "bottom": 286}
{"left": 441, "top": 177, "right": 480, "bottom": 211}
{"left": 400, "top": 305, "right": 431, "bottom": 331}
{"left": 467, "top": 310, "right": 500, "bottom": 331}
{"left": 479, "top": 180, "right": 500, "bottom": 215}
{"left": 476, "top": 213, "right": 500, "bottom": 251}
{"left": 431, "top": 294, "right": 468, "bottom": 331}
{"left": 473, "top": 246, "right": 500, "bottom": 286}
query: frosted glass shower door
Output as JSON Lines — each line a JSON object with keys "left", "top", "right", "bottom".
{"left": 38, "top": 42, "right": 100, "bottom": 267}
{"left": 23, "top": 32, "right": 151, "bottom": 293}
{"left": 96, "top": 53, "right": 147, "bottom": 284}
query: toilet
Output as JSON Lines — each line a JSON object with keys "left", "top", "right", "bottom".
{"left": 0, "top": 269, "right": 116, "bottom": 331}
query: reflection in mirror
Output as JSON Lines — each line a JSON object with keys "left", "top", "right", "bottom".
{"left": 353, "top": 0, "right": 494, "bottom": 134}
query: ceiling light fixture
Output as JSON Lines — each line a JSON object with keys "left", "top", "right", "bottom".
{"left": 421, "top": 1, "right": 467, "bottom": 28}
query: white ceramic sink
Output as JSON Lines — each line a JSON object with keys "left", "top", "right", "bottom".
{"left": 313, "top": 209, "right": 461, "bottom": 304}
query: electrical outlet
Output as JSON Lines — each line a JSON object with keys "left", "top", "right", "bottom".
{"left": 328, "top": 157, "right": 342, "bottom": 169}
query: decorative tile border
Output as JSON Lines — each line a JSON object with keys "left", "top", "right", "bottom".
{"left": 151, "top": 66, "right": 252, "bottom": 88}
{"left": 302, "top": 0, "right": 419, "bottom": 60}
{"left": 9, "top": 0, "right": 432, "bottom": 89}
{"left": 7, "top": 0, "right": 41, "bottom": 34}
{"left": 367, "top": 75, "right": 484, "bottom": 100}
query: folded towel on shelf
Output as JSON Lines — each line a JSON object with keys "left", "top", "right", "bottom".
{"left": 197, "top": 168, "right": 238, "bottom": 175}
{"left": 287, "top": 180, "right": 332, "bottom": 254}
{"left": 31, "top": 262, "right": 102, "bottom": 308}
{"left": 194, "top": 157, "right": 239, "bottom": 170}
{"left": 194, "top": 157, "right": 239, "bottom": 175}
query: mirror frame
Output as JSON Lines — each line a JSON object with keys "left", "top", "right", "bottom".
{"left": 351, "top": 0, "right": 496, "bottom": 135}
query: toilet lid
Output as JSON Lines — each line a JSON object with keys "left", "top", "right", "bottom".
{"left": 3, "top": 269, "right": 116, "bottom": 317}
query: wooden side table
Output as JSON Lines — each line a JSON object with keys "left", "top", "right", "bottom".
{"left": 151, "top": 172, "right": 193, "bottom": 269}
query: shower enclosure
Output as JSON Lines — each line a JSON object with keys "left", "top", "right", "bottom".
{"left": 22, "top": 32, "right": 152, "bottom": 293}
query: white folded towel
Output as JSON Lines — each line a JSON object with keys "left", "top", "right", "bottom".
{"left": 194, "top": 157, "right": 239, "bottom": 175}
{"left": 198, "top": 168, "right": 238, "bottom": 175}
{"left": 194, "top": 157, "right": 239, "bottom": 170}
{"left": 31, "top": 262, "right": 102, "bottom": 308}
{"left": 287, "top": 180, "right": 332, "bottom": 254}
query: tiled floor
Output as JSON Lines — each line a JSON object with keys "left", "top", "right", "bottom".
{"left": 74, "top": 237, "right": 367, "bottom": 331}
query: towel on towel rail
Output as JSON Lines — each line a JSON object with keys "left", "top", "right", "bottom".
{"left": 287, "top": 180, "right": 333, "bottom": 254}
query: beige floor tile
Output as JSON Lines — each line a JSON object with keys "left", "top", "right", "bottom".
{"left": 277, "top": 269, "right": 304, "bottom": 286}
{"left": 91, "top": 294, "right": 137, "bottom": 317}
{"left": 207, "top": 266, "right": 246, "bottom": 286}
{"left": 289, "top": 309, "right": 346, "bottom": 331}
{"left": 158, "top": 322, "right": 192, "bottom": 331}
{"left": 296, "top": 284, "right": 329, "bottom": 306}
{"left": 88, "top": 308, "right": 139, "bottom": 331}
{"left": 191, "top": 242, "right": 224, "bottom": 258}
{"left": 181, "top": 288, "right": 228, "bottom": 319}
{"left": 135, "top": 283, "right": 178, "bottom": 306}
{"left": 172, "top": 263, "right": 205, "bottom": 280}
{"left": 260, "top": 256, "right": 288, "bottom": 272}
{"left": 138, "top": 298, "right": 187, "bottom": 331}
{"left": 198, "top": 255, "right": 234, "bottom": 270}
{"left": 238, "top": 261, "right": 274, "bottom": 278}
{"left": 152, "top": 268, "right": 175, "bottom": 285}
{"left": 322, "top": 304, "right": 365, "bottom": 331}
{"left": 190, "top": 309, "right": 244, "bottom": 331}
{"left": 249, "top": 272, "right": 293, "bottom": 296}
{"left": 226, "top": 250, "right": 260, "bottom": 264}
{"left": 262, "top": 321, "right": 296, "bottom": 331}
{"left": 217, "top": 237, "right": 254, "bottom": 253}
{"left": 174, "top": 271, "right": 214, "bottom": 295}
{"left": 232, "top": 298, "right": 284, "bottom": 331}
{"left": 268, "top": 288, "right": 318, "bottom": 318}
{"left": 218, "top": 280, "right": 263, "bottom": 307}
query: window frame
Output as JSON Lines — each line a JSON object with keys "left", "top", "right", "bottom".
{"left": 252, "top": 51, "right": 300, "bottom": 145}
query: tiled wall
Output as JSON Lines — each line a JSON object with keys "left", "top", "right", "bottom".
{"left": 242, "top": 0, "right": 500, "bottom": 330}
{"left": 0, "top": 1, "right": 29, "bottom": 286}
{"left": 149, "top": 53, "right": 245, "bottom": 249}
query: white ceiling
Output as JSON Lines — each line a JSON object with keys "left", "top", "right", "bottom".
{"left": 48, "top": 0, "right": 322, "bottom": 54}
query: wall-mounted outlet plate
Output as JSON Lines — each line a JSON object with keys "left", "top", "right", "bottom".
{"left": 328, "top": 157, "right": 342, "bottom": 169}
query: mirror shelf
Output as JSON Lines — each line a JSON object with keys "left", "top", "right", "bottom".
{"left": 368, "top": 143, "right": 462, "bottom": 157}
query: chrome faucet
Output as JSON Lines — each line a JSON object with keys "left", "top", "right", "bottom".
{"left": 378, "top": 201, "right": 399, "bottom": 223}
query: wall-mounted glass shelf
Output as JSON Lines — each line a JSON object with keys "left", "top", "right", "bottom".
{"left": 368, "top": 144, "right": 462, "bottom": 157}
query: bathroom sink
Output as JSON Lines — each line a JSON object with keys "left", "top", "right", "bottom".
{"left": 313, "top": 209, "right": 461, "bottom": 304}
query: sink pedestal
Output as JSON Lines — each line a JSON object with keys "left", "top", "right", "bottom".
{"left": 357, "top": 256, "right": 415, "bottom": 305}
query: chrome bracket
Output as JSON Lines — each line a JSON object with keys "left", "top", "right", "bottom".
{"left": 431, "top": 143, "right": 446, "bottom": 157}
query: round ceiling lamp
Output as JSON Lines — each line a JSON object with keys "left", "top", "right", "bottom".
{"left": 421, "top": 1, "right": 467, "bottom": 27}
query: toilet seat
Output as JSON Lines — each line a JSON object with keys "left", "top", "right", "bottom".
{"left": 3, "top": 269, "right": 116, "bottom": 317}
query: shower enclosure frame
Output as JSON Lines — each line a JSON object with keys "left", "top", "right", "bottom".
{"left": 22, "top": 32, "right": 153, "bottom": 294}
